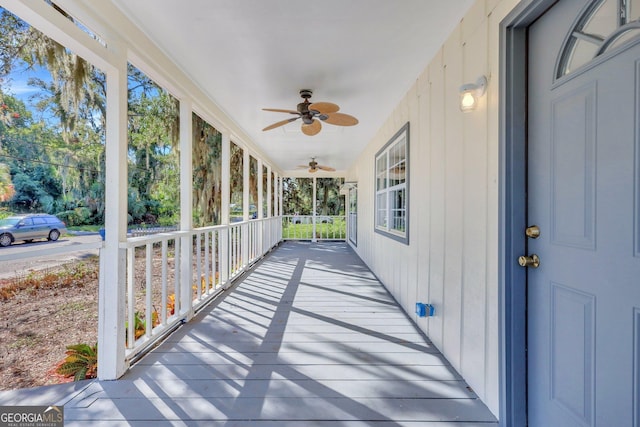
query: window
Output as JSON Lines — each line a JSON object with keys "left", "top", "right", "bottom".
{"left": 33, "top": 217, "right": 47, "bottom": 225}
{"left": 375, "top": 122, "right": 409, "bottom": 244}
{"left": 557, "top": 0, "right": 640, "bottom": 78}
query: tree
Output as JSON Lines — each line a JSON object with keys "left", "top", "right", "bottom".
{"left": 0, "top": 6, "right": 106, "bottom": 221}
{"left": 283, "top": 178, "right": 313, "bottom": 215}
{"left": 192, "top": 114, "right": 221, "bottom": 226}
{"left": 229, "top": 142, "right": 243, "bottom": 218}
{"left": 127, "top": 67, "right": 180, "bottom": 225}
{"left": 316, "top": 178, "right": 345, "bottom": 215}
{"left": 0, "top": 163, "right": 14, "bottom": 202}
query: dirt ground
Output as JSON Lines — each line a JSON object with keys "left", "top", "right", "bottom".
{"left": 0, "top": 247, "right": 208, "bottom": 391}
{"left": 0, "top": 260, "right": 100, "bottom": 390}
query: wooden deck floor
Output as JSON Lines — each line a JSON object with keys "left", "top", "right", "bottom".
{"left": 0, "top": 241, "right": 497, "bottom": 426}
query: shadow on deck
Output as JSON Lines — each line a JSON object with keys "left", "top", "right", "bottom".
{"left": 0, "top": 241, "right": 497, "bottom": 426}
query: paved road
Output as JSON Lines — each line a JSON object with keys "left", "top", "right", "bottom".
{"left": 0, "top": 233, "right": 103, "bottom": 280}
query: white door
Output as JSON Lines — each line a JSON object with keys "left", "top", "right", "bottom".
{"left": 528, "top": 0, "right": 640, "bottom": 425}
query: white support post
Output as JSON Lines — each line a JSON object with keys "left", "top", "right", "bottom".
{"left": 267, "top": 165, "right": 272, "bottom": 219}
{"left": 221, "top": 133, "right": 230, "bottom": 287}
{"left": 278, "top": 174, "right": 284, "bottom": 241}
{"left": 257, "top": 159, "right": 264, "bottom": 255}
{"left": 257, "top": 159, "right": 263, "bottom": 220}
{"left": 243, "top": 148, "right": 250, "bottom": 222}
{"left": 242, "top": 148, "right": 250, "bottom": 268}
{"left": 266, "top": 166, "right": 273, "bottom": 250}
{"left": 312, "top": 176, "right": 317, "bottom": 242}
{"left": 98, "top": 47, "right": 128, "bottom": 380}
{"left": 179, "top": 100, "right": 193, "bottom": 320}
{"left": 277, "top": 174, "right": 282, "bottom": 216}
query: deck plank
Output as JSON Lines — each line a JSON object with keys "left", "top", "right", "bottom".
{"left": 1, "top": 241, "right": 497, "bottom": 426}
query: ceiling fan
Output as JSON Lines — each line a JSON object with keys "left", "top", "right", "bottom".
{"left": 262, "top": 89, "right": 359, "bottom": 136}
{"left": 297, "top": 158, "right": 336, "bottom": 173}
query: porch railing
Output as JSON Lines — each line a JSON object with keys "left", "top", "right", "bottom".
{"left": 281, "top": 215, "right": 346, "bottom": 241}
{"left": 120, "top": 216, "right": 281, "bottom": 361}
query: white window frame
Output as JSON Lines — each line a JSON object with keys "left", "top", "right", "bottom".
{"left": 374, "top": 122, "right": 409, "bottom": 244}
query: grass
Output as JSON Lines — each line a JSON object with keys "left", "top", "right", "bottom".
{"left": 67, "top": 225, "right": 102, "bottom": 232}
{"left": 282, "top": 219, "right": 346, "bottom": 239}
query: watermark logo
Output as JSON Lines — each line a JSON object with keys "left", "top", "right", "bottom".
{"left": 0, "top": 406, "right": 63, "bottom": 427}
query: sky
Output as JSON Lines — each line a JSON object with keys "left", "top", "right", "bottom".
{"left": 2, "top": 62, "right": 52, "bottom": 109}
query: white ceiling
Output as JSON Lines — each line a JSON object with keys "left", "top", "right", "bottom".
{"left": 109, "top": 0, "right": 474, "bottom": 175}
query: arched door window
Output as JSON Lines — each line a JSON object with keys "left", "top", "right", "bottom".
{"left": 557, "top": 0, "right": 640, "bottom": 78}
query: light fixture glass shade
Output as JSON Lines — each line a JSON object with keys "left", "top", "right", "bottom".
{"left": 460, "top": 90, "right": 477, "bottom": 111}
{"left": 459, "top": 76, "right": 487, "bottom": 112}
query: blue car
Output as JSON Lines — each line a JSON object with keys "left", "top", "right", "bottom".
{"left": 0, "top": 214, "right": 67, "bottom": 247}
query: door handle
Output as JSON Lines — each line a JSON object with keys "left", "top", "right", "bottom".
{"left": 525, "top": 225, "right": 540, "bottom": 239}
{"left": 518, "top": 254, "right": 540, "bottom": 268}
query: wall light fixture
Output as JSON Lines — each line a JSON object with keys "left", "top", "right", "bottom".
{"left": 459, "top": 75, "right": 487, "bottom": 112}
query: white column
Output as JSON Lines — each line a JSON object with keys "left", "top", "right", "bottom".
{"left": 278, "top": 174, "right": 283, "bottom": 216}
{"left": 179, "top": 100, "right": 193, "bottom": 320}
{"left": 221, "top": 133, "right": 230, "bottom": 286}
{"left": 257, "top": 159, "right": 264, "bottom": 220}
{"left": 312, "top": 176, "right": 317, "bottom": 242}
{"left": 257, "top": 159, "right": 264, "bottom": 255}
{"left": 279, "top": 175, "right": 284, "bottom": 241}
{"left": 243, "top": 148, "right": 250, "bottom": 222}
{"left": 98, "top": 46, "right": 128, "bottom": 380}
{"left": 266, "top": 165, "right": 272, "bottom": 250}
{"left": 242, "top": 148, "right": 250, "bottom": 267}
{"left": 266, "top": 165, "right": 272, "bottom": 218}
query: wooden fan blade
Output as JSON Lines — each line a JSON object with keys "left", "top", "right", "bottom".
{"left": 262, "top": 117, "right": 299, "bottom": 131}
{"left": 262, "top": 108, "right": 299, "bottom": 114}
{"left": 317, "top": 165, "right": 336, "bottom": 172}
{"left": 322, "top": 112, "right": 359, "bottom": 126}
{"left": 301, "top": 119, "right": 321, "bottom": 136}
{"left": 309, "top": 102, "right": 339, "bottom": 114}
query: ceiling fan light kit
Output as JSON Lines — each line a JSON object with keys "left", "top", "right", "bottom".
{"left": 262, "top": 89, "right": 358, "bottom": 136}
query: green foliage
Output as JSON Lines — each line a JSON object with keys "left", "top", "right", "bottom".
{"left": 57, "top": 206, "right": 92, "bottom": 226}
{"left": 0, "top": 12, "right": 181, "bottom": 228}
{"left": 126, "top": 66, "right": 180, "bottom": 227}
{"left": 55, "top": 343, "right": 98, "bottom": 381}
{"left": 125, "top": 312, "right": 147, "bottom": 346}
{"left": 0, "top": 208, "right": 13, "bottom": 219}
{"left": 10, "top": 169, "right": 59, "bottom": 213}
{"left": 192, "top": 114, "right": 222, "bottom": 227}
{"left": 127, "top": 188, "right": 147, "bottom": 224}
{"left": 283, "top": 178, "right": 313, "bottom": 215}
{"left": 283, "top": 178, "right": 345, "bottom": 217}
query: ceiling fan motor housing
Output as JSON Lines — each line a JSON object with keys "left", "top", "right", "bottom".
{"left": 262, "top": 89, "right": 357, "bottom": 135}
{"left": 297, "top": 92, "right": 315, "bottom": 124}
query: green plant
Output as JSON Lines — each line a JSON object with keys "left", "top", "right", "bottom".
{"left": 125, "top": 311, "right": 147, "bottom": 346}
{"left": 55, "top": 343, "right": 98, "bottom": 381}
